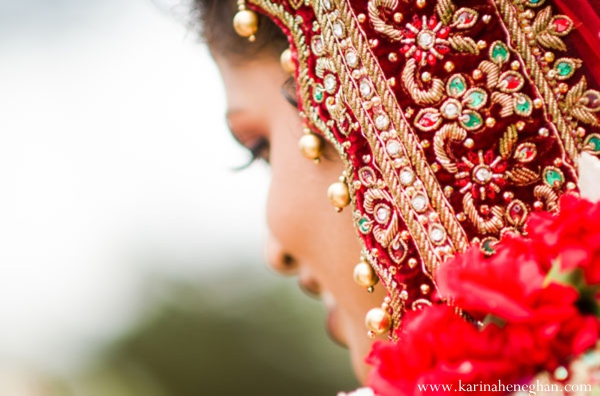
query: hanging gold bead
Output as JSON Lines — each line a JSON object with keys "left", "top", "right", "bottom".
{"left": 280, "top": 48, "right": 295, "bottom": 74}
{"left": 365, "top": 307, "right": 392, "bottom": 335}
{"left": 233, "top": 9, "right": 259, "bottom": 39}
{"left": 328, "top": 181, "right": 350, "bottom": 210}
{"left": 353, "top": 262, "right": 379, "bottom": 288}
{"left": 298, "top": 133, "right": 323, "bottom": 161}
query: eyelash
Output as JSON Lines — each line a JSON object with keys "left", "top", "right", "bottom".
{"left": 235, "top": 79, "right": 298, "bottom": 171}
{"left": 236, "top": 137, "right": 270, "bottom": 170}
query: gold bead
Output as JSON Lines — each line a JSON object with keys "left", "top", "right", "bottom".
{"left": 477, "top": 40, "right": 488, "bottom": 50}
{"left": 511, "top": 60, "right": 520, "bottom": 70}
{"left": 388, "top": 52, "right": 398, "bottom": 62}
{"left": 544, "top": 52, "right": 555, "bottom": 63}
{"left": 388, "top": 77, "right": 397, "bottom": 87}
{"left": 420, "top": 284, "right": 430, "bottom": 294}
{"left": 328, "top": 181, "right": 350, "bottom": 209}
{"left": 533, "top": 98, "right": 544, "bottom": 109}
{"left": 393, "top": 13, "right": 403, "bottom": 23}
{"left": 408, "top": 258, "right": 418, "bottom": 268}
{"left": 444, "top": 61, "right": 455, "bottom": 73}
{"left": 472, "top": 69, "right": 483, "bottom": 80}
{"left": 365, "top": 307, "right": 392, "bottom": 335}
{"left": 486, "top": 117, "right": 497, "bottom": 128}
{"left": 233, "top": 9, "right": 259, "bottom": 38}
{"left": 421, "top": 72, "right": 432, "bottom": 83}
{"left": 358, "top": 13, "right": 366, "bottom": 23}
{"left": 353, "top": 262, "right": 379, "bottom": 288}
{"left": 464, "top": 138, "right": 475, "bottom": 149}
{"left": 416, "top": 0, "right": 426, "bottom": 8}
{"left": 298, "top": 133, "right": 323, "bottom": 160}
{"left": 280, "top": 48, "right": 295, "bottom": 74}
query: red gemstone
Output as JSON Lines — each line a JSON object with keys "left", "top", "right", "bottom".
{"left": 552, "top": 18, "right": 571, "bottom": 33}
{"left": 493, "top": 161, "right": 508, "bottom": 173}
{"left": 414, "top": 49, "right": 423, "bottom": 62}
{"left": 428, "top": 15, "right": 438, "bottom": 29}
{"left": 400, "top": 45, "right": 411, "bottom": 54}
{"left": 520, "top": 147, "right": 536, "bottom": 161}
{"left": 436, "top": 44, "right": 450, "bottom": 54}
{"left": 504, "top": 74, "right": 521, "bottom": 90}
{"left": 404, "top": 29, "right": 416, "bottom": 38}
{"left": 457, "top": 11, "right": 474, "bottom": 25}
{"left": 412, "top": 15, "right": 422, "bottom": 29}
{"left": 418, "top": 112, "right": 437, "bottom": 127}
{"left": 585, "top": 92, "right": 600, "bottom": 110}
{"left": 427, "top": 53, "right": 437, "bottom": 66}
{"left": 509, "top": 203, "right": 526, "bottom": 224}
{"left": 438, "top": 27, "right": 450, "bottom": 39}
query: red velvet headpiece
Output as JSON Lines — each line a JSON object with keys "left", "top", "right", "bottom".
{"left": 248, "top": 0, "right": 600, "bottom": 332}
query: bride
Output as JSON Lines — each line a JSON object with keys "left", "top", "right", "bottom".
{"left": 193, "top": 0, "right": 600, "bottom": 394}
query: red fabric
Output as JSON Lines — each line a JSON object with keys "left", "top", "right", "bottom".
{"left": 555, "top": 0, "right": 600, "bottom": 84}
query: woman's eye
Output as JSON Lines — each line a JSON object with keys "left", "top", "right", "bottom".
{"left": 236, "top": 137, "right": 270, "bottom": 170}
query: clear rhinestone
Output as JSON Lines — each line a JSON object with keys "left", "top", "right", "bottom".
{"left": 411, "top": 194, "right": 428, "bottom": 213}
{"left": 360, "top": 80, "right": 372, "bottom": 97}
{"left": 376, "top": 206, "right": 390, "bottom": 222}
{"left": 375, "top": 114, "right": 390, "bottom": 130}
{"left": 430, "top": 226, "right": 446, "bottom": 243}
{"left": 333, "top": 21, "right": 344, "bottom": 37}
{"left": 386, "top": 140, "right": 401, "bottom": 156}
{"left": 418, "top": 31, "right": 435, "bottom": 49}
{"left": 442, "top": 102, "right": 459, "bottom": 118}
{"left": 324, "top": 74, "right": 337, "bottom": 92}
{"left": 323, "top": 0, "right": 332, "bottom": 10}
{"left": 400, "top": 168, "right": 415, "bottom": 186}
{"left": 312, "top": 38, "right": 324, "bottom": 55}
{"left": 346, "top": 51, "right": 358, "bottom": 67}
{"left": 475, "top": 166, "right": 492, "bottom": 183}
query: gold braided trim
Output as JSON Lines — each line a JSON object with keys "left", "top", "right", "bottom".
{"left": 324, "top": 1, "right": 463, "bottom": 276}
{"left": 333, "top": 0, "right": 470, "bottom": 260}
{"left": 492, "top": 0, "right": 578, "bottom": 170}
{"left": 402, "top": 59, "right": 446, "bottom": 105}
{"left": 368, "top": 0, "right": 404, "bottom": 41}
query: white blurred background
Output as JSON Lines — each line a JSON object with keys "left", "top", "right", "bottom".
{"left": 0, "top": 0, "right": 268, "bottom": 379}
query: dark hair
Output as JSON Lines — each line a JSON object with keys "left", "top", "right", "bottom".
{"left": 192, "top": 0, "right": 289, "bottom": 60}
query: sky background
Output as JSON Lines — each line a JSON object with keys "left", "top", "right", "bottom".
{"left": 0, "top": 0, "right": 272, "bottom": 377}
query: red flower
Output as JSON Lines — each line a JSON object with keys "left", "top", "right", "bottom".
{"left": 528, "top": 195, "right": 600, "bottom": 285}
{"left": 436, "top": 236, "right": 545, "bottom": 321}
{"left": 367, "top": 305, "right": 528, "bottom": 396}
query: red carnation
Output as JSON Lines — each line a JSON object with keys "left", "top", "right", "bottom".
{"left": 528, "top": 195, "right": 600, "bottom": 285}
{"left": 367, "top": 305, "right": 526, "bottom": 396}
{"left": 436, "top": 236, "right": 545, "bottom": 321}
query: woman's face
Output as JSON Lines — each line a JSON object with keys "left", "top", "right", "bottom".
{"left": 214, "top": 53, "right": 388, "bottom": 382}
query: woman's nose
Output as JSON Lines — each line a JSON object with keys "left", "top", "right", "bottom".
{"left": 265, "top": 236, "right": 298, "bottom": 275}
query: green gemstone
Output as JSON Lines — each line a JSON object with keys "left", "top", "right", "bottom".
{"left": 515, "top": 94, "right": 533, "bottom": 116}
{"left": 460, "top": 111, "right": 483, "bottom": 130}
{"left": 544, "top": 167, "right": 565, "bottom": 188}
{"left": 466, "top": 91, "right": 486, "bottom": 109}
{"left": 358, "top": 217, "right": 372, "bottom": 234}
{"left": 556, "top": 61, "right": 574, "bottom": 77}
{"left": 481, "top": 239, "right": 498, "bottom": 256}
{"left": 585, "top": 134, "right": 600, "bottom": 153}
{"left": 448, "top": 76, "right": 467, "bottom": 98}
{"left": 491, "top": 42, "right": 509, "bottom": 63}
{"left": 314, "top": 89, "right": 324, "bottom": 102}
